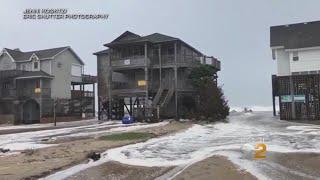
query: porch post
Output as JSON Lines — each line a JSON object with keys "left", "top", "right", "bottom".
{"left": 108, "top": 51, "right": 113, "bottom": 120}
{"left": 144, "top": 43, "right": 149, "bottom": 118}
{"left": 39, "top": 78, "right": 42, "bottom": 121}
{"left": 159, "top": 45, "right": 162, "bottom": 89}
{"left": 174, "top": 42, "right": 178, "bottom": 119}
{"left": 130, "top": 97, "right": 133, "bottom": 116}
{"left": 290, "top": 76, "right": 296, "bottom": 119}
{"left": 93, "top": 83, "right": 95, "bottom": 117}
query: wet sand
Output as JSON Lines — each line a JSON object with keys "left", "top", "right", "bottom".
{"left": 66, "top": 152, "right": 320, "bottom": 180}
{"left": 0, "top": 121, "right": 191, "bottom": 180}
{"left": 68, "top": 161, "right": 173, "bottom": 180}
{"left": 173, "top": 156, "right": 257, "bottom": 180}
{"left": 66, "top": 155, "right": 257, "bottom": 180}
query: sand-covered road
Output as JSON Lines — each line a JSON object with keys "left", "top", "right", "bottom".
{"left": 49, "top": 112, "right": 320, "bottom": 180}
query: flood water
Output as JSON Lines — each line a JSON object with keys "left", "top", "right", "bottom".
{"left": 47, "top": 112, "right": 320, "bottom": 180}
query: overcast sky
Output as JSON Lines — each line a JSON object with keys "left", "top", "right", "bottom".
{"left": 1, "top": 0, "right": 319, "bottom": 109}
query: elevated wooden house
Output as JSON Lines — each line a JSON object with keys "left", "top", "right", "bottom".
{"left": 95, "top": 31, "right": 221, "bottom": 120}
{"left": 271, "top": 21, "right": 320, "bottom": 120}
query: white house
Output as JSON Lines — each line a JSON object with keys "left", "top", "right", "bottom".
{"left": 271, "top": 21, "right": 320, "bottom": 76}
{"left": 271, "top": 20, "right": 320, "bottom": 121}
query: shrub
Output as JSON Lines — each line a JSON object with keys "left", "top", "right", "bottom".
{"left": 189, "top": 64, "right": 229, "bottom": 121}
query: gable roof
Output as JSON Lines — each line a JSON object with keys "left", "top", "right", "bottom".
{"left": 4, "top": 47, "right": 68, "bottom": 61}
{"left": 104, "top": 31, "right": 202, "bottom": 55}
{"left": 105, "top": 31, "right": 179, "bottom": 46}
{"left": 2, "top": 46, "right": 84, "bottom": 65}
{"left": 111, "top": 31, "right": 141, "bottom": 43}
{"left": 270, "top": 20, "right": 320, "bottom": 49}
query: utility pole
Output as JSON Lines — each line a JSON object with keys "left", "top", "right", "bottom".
{"left": 53, "top": 98, "right": 57, "bottom": 126}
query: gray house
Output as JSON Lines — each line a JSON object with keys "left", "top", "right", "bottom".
{"left": 94, "top": 31, "right": 221, "bottom": 120}
{"left": 0, "top": 47, "right": 96, "bottom": 124}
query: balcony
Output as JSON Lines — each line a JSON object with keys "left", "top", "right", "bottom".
{"left": 17, "top": 88, "right": 51, "bottom": 99}
{"left": 0, "top": 88, "right": 17, "bottom": 99}
{"left": 71, "top": 90, "right": 94, "bottom": 99}
{"left": 71, "top": 74, "right": 97, "bottom": 85}
{"left": 1, "top": 88, "right": 51, "bottom": 99}
{"left": 110, "top": 54, "right": 221, "bottom": 71}
{"left": 111, "top": 56, "right": 148, "bottom": 70}
{"left": 200, "top": 56, "right": 221, "bottom": 70}
{"left": 0, "top": 70, "right": 25, "bottom": 80}
{"left": 112, "top": 82, "right": 146, "bottom": 96}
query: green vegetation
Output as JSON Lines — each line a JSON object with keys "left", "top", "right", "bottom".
{"left": 100, "top": 132, "right": 154, "bottom": 141}
{"left": 186, "top": 64, "right": 229, "bottom": 121}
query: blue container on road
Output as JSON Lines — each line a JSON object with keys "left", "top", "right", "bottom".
{"left": 122, "top": 115, "right": 135, "bottom": 124}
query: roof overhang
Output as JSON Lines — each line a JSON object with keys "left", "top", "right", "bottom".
{"left": 15, "top": 75, "right": 54, "bottom": 80}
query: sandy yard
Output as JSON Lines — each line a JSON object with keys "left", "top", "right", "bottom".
{"left": 67, "top": 156, "right": 257, "bottom": 180}
{"left": 0, "top": 121, "right": 191, "bottom": 180}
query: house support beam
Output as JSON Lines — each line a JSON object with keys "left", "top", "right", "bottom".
{"left": 289, "top": 76, "right": 296, "bottom": 119}
{"left": 159, "top": 45, "right": 162, "bottom": 89}
{"left": 144, "top": 43, "right": 149, "bottom": 118}
{"left": 39, "top": 78, "right": 42, "bottom": 120}
{"left": 93, "top": 83, "right": 95, "bottom": 117}
{"left": 129, "top": 97, "right": 133, "bottom": 116}
{"left": 108, "top": 51, "right": 113, "bottom": 120}
{"left": 174, "top": 42, "right": 178, "bottom": 119}
{"left": 272, "top": 95, "right": 276, "bottom": 117}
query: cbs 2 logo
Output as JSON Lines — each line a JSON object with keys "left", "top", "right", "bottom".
{"left": 254, "top": 143, "right": 267, "bottom": 159}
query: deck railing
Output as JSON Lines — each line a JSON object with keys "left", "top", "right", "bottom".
{"left": 110, "top": 54, "right": 220, "bottom": 70}
{"left": 0, "top": 70, "right": 25, "bottom": 80}
{"left": 1, "top": 88, "right": 51, "bottom": 99}
{"left": 17, "top": 88, "right": 51, "bottom": 98}
{"left": 71, "top": 90, "right": 94, "bottom": 99}
{"left": 111, "top": 56, "right": 147, "bottom": 69}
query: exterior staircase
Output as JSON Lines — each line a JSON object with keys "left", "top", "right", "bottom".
{"left": 152, "top": 85, "right": 175, "bottom": 108}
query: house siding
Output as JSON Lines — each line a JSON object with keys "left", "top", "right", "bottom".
{"left": 290, "top": 48, "right": 320, "bottom": 73}
{"left": 97, "top": 54, "right": 110, "bottom": 99}
{"left": 275, "top": 49, "right": 291, "bottom": 76}
{"left": 0, "top": 53, "right": 16, "bottom": 70}
{"left": 51, "top": 49, "right": 82, "bottom": 99}
{"left": 41, "top": 60, "right": 51, "bottom": 74}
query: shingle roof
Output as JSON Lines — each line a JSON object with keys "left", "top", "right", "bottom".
{"left": 93, "top": 49, "right": 109, "bottom": 55}
{"left": 104, "top": 31, "right": 202, "bottom": 55}
{"left": 111, "top": 31, "right": 141, "bottom": 43}
{"left": 140, "top": 33, "right": 178, "bottom": 43}
{"left": 105, "top": 31, "right": 179, "bottom": 46}
{"left": 15, "top": 70, "right": 54, "bottom": 79}
{"left": 4, "top": 47, "right": 69, "bottom": 61}
{"left": 270, "top": 21, "right": 320, "bottom": 49}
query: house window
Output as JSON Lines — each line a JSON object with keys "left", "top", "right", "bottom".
{"left": 33, "top": 61, "right": 39, "bottom": 71}
{"left": 292, "top": 52, "right": 299, "bottom": 61}
{"left": 57, "top": 62, "right": 62, "bottom": 68}
{"left": 3, "top": 83, "right": 10, "bottom": 89}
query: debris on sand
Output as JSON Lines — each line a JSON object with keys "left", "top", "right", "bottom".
{"left": 0, "top": 148, "right": 10, "bottom": 153}
{"left": 87, "top": 152, "right": 101, "bottom": 161}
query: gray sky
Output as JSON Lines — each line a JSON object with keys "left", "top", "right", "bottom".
{"left": 1, "top": 0, "right": 319, "bottom": 108}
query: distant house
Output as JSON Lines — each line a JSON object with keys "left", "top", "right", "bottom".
{"left": 94, "top": 31, "right": 221, "bottom": 120}
{"left": 0, "top": 47, "right": 96, "bottom": 124}
{"left": 271, "top": 21, "right": 320, "bottom": 120}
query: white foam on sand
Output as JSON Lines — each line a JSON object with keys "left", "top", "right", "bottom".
{"left": 230, "top": 106, "right": 276, "bottom": 112}
{"left": 0, "top": 121, "right": 168, "bottom": 153}
{"left": 44, "top": 112, "right": 320, "bottom": 179}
